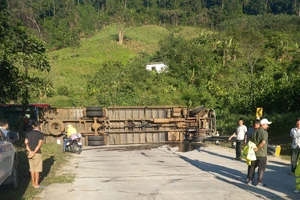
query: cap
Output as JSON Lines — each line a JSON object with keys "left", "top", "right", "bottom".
{"left": 260, "top": 118, "right": 272, "bottom": 125}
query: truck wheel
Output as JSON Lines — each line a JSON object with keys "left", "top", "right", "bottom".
{"left": 4, "top": 159, "right": 18, "bottom": 189}
{"left": 86, "top": 106, "right": 103, "bottom": 111}
{"left": 86, "top": 111, "right": 103, "bottom": 117}
{"left": 88, "top": 136, "right": 104, "bottom": 141}
{"left": 189, "top": 105, "right": 205, "bottom": 116}
{"left": 47, "top": 120, "right": 64, "bottom": 136}
{"left": 88, "top": 140, "right": 105, "bottom": 146}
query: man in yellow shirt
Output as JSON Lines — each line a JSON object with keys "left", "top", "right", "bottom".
{"left": 63, "top": 124, "right": 80, "bottom": 152}
{"left": 67, "top": 124, "right": 77, "bottom": 138}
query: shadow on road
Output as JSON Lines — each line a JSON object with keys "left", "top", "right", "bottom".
{"left": 197, "top": 148, "right": 236, "bottom": 160}
{"left": 40, "top": 156, "right": 55, "bottom": 183}
{"left": 268, "top": 160, "right": 290, "bottom": 166}
{"left": 178, "top": 153, "right": 298, "bottom": 200}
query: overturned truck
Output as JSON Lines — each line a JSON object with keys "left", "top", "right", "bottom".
{"left": 40, "top": 105, "right": 216, "bottom": 146}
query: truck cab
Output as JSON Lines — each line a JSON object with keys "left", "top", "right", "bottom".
{"left": 0, "top": 131, "right": 19, "bottom": 188}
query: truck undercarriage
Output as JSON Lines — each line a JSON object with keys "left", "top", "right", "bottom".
{"left": 40, "top": 105, "right": 217, "bottom": 146}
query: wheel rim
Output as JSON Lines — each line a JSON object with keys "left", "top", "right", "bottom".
{"left": 51, "top": 123, "right": 61, "bottom": 130}
{"left": 47, "top": 120, "right": 64, "bottom": 135}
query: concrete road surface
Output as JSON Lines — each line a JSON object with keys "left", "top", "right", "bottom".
{"left": 37, "top": 143, "right": 299, "bottom": 200}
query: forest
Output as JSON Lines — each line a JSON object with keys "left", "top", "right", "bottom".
{"left": 1, "top": 0, "right": 300, "bottom": 143}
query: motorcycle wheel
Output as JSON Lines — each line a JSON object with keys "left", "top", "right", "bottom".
{"left": 74, "top": 144, "right": 82, "bottom": 154}
{"left": 76, "top": 149, "right": 82, "bottom": 154}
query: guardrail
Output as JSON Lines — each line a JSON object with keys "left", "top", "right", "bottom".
{"left": 205, "top": 136, "right": 281, "bottom": 156}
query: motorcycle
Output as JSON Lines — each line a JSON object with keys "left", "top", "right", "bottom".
{"left": 63, "top": 133, "right": 83, "bottom": 154}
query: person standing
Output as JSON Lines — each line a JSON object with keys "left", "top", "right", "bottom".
{"left": 63, "top": 124, "right": 79, "bottom": 152}
{"left": 24, "top": 120, "right": 44, "bottom": 188}
{"left": 247, "top": 118, "right": 271, "bottom": 186}
{"left": 245, "top": 119, "right": 261, "bottom": 181}
{"left": 245, "top": 119, "right": 261, "bottom": 144}
{"left": 0, "top": 119, "right": 9, "bottom": 137}
{"left": 290, "top": 117, "right": 300, "bottom": 175}
{"left": 229, "top": 119, "right": 247, "bottom": 160}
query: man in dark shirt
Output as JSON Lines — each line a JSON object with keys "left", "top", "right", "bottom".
{"left": 247, "top": 118, "right": 271, "bottom": 187}
{"left": 25, "top": 120, "right": 44, "bottom": 188}
{"left": 245, "top": 119, "right": 261, "bottom": 181}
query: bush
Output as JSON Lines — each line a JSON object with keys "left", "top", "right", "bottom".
{"left": 57, "top": 86, "right": 69, "bottom": 96}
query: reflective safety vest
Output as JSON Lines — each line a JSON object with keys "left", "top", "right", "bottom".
{"left": 296, "top": 164, "right": 300, "bottom": 190}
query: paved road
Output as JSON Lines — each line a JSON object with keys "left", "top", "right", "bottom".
{"left": 37, "top": 143, "right": 299, "bottom": 200}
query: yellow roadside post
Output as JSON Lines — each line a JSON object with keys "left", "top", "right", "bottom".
{"left": 256, "top": 107, "right": 263, "bottom": 119}
{"left": 275, "top": 146, "right": 281, "bottom": 157}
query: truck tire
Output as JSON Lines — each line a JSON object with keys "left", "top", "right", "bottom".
{"left": 189, "top": 105, "right": 205, "bottom": 116}
{"left": 47, "top": 120, "right": 64, "bottom": 136}
{"left": 88, "top": 140, "right": 105, "bottom": 146}
{"left": 4, "top": 158, "right": 18, "bottom": 189}
{"left": 86, "top": 106, "right": 103, "bottom": 111}
{"left": 86, "top": 111, "right": 103, "bottom": 117}
{"left": 88, "top": 136, "right": 104, "bottom": 141}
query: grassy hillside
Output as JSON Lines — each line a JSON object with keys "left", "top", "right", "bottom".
{"left": 41, "top": 25, "right": 210, "bottom": 107}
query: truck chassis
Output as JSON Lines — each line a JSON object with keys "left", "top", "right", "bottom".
{"left": 39, "top": 105, "right": 216, "bottom": 146}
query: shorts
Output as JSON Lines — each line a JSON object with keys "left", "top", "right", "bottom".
{"left": 28, "top": 153, "right": 43, "bottom": 172}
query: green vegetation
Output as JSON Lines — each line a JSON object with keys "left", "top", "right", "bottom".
{"left": 0, "top": 143, "right": 72, "bottom": 200}
{"left": 1, "top": 1, "right": 300, "bottom": 147}
{"left": 1, "top": 2, "right": 298, "bottom": 198}
{"left": 44, "top": 24, "right": 208, "bottom": 106}
{"left": 0, "top": 2, "right": 50, "bottom": 104}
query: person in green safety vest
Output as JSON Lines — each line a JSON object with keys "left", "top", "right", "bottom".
{"left": 295, "top": 164, "right": 300, "bottom": 193}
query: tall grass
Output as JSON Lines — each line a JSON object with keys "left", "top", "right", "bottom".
{"left": 40, "top": 25, "right": 207, "bottom": 107}
{"left": 0, "top": 143, "right": 72, "bottom": 200}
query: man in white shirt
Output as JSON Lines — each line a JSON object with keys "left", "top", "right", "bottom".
{"left": 229, "top": 118, "right": 247, "bottom": 160}
{"left": 290, "top": 117, "right": 300, "bottom": 175}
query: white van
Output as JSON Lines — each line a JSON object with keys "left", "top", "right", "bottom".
{"left": 0, "top": 131, "right": 19, "bottom": 188}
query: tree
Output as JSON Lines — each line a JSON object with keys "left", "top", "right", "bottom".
{"left": 0, "top": 2, "right": 50, "bottom": 104}
{"left": 243, "top": 0, "right": 268, "bottom": 15}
